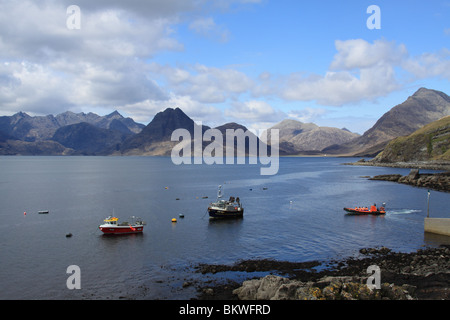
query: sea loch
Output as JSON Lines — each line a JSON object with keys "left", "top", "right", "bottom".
{"left": 0, "top": 156, "right": 448, "bottom": 299}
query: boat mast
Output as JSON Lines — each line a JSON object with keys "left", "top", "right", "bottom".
{"left": 217, "top": 185, "right": 222, "bottom": 200}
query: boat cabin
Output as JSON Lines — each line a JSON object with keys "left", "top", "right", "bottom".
{"left": 103, "top": 216, "right": 119, "bottom": 225}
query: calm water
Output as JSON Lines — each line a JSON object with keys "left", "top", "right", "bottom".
{"left": 0, "top": 156, "right": 449, "bottom": 299}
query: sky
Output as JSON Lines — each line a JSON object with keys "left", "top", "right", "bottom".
{"left": 0, "top": 0, "right": 450, "bottom": 134}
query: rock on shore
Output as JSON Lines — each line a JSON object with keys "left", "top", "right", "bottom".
{"left": 232, "top": 274, "right": 416, "bottom": 300}
{"left": 197, "top": 246, "right": 450, "bottom": 300}
{"left": 369, "top": 169, "right": 450, "bottom": 192}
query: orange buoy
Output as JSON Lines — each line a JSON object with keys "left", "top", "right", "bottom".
{"left": 171, "top": 218, "right": 177, "bottom": 223}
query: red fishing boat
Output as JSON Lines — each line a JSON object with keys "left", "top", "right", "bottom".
{"left": 344, "top": 204, "right": 386, "bottom": 216}
{"left": 99, "top": 216, "right": 146, "bottom": 234}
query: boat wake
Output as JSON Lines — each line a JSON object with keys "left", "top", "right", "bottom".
{"left": 387, "top": 209, "right": 422, "bottom": 215}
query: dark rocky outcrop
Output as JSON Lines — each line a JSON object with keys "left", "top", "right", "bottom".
{"left": 197, "top": 246, "right": 450, "bottom": 300}
{"left": 232, "top": 275, "right": 416, "bottom": 300}
{"left": 369, "top": 169, "right": 450, "bottom": 192}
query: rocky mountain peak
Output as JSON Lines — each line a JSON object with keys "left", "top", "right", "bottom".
{"left": 324, "top": 87, "right": 450, "bottom": 156}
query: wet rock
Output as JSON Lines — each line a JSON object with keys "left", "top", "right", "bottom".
{"left": 232, "top": 275, "right": 290, "bottom": 300}
{"left": 232, "top": 275, "right": 416, "bottom": 300}
{"left": 198, "top": 245, "right": 450, "bottom": 300}
{"left": 369, "top": 174, "right": 402, "bottom": 182}
{"left": 272, "top": 281, "right": 308, "bottom": 300}
{"left": 370, "top": 170, "right": 450, "bottom": 192}
{"left": 359, "top": 247, "right": 391, "bottom": 255}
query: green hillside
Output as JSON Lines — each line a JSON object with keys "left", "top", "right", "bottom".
{"left": 375, "top": 116, "right": 450, "bottom": 162}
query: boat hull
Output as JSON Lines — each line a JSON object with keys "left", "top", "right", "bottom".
{"left": 343, "top": 208, "right": 386, "bottom": 216}
{"left": 208, "top": 208, "right": 244, "bottom": 219}
{"left": 99, "top": 225, "right": 144, "bottom": 235}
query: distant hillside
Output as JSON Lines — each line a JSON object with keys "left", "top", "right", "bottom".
{"left": 0, "top": 139, "right": 71, "bottom": 155}
{"left": 0, "top": 107, "right": 272, "bottom": 156}
{"left": 0, "top": 110, "right": 144, "bottom": 142}
{"left": 374, "top": 116, "right": 450, "bottom": 163}
{"left": 213, "top": 122, "right": 270, "bottom": 156}
{"left": 2, "top": 88, "right": 449, "bottom": 157}
{"left": 324, "top": 88, "right": 450, "bottom": 156}
{"left": 265, "top": 119, "right": 359, "bottom": 155}
{"left": 52, "top": 122, "right": 129, "bottom": 155}
{"left": 117, "top": 108, "right": 270, "bottom": 156}
{"left": 118, "top": 107, "right": 209, "bottom": 155}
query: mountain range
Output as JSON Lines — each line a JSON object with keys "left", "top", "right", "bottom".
{"left": 0, "top": 87, "right": 449, "bottom": 157}
{"left": 0, "top": 110, "right": 144, "bottom": 155}
{"left": 116, "top": 107, "right": 208, "bottom": 156}
{"left": 323, "top": 88, "right": 450, "bottom": 156}
{"left": 115, "top": 108, "right": 270, "bottom": 156}
{"left": 264, "top": 119, "right": 359, "bottom": 155}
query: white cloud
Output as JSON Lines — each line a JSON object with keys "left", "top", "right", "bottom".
{"left": 330, "top": 39, "right": 407, "bottom": 70}
{"left": 0, "top": 61, "right": 75, "bottom": 115}
{"left": 260, "top": 39, "right": 449, "bottom": 107}
{"left": 224, "top": 100, "right": 286, "bottom": 130}
{"left": 150, "top": 63, "right": 254, "bottom": 103}
{"left": 273, "top": 39, "right": 406, "bottom": 106}
{"left": 189, "top": 17, "right": 230, "bottom": 42}
{"left": 402, "top": 49, "right": 450, "bottom": 80}
{"left": 0, "top": 0, "right": 190, "bottom": 117}
{"left": 287, "top": 107, "right": 328, "bottom": 124}
{"left": 226, "top": 100, "right": 276, "bottom": 120}
{"left": 0, "top": 0, "right": 264, "bottom": 124}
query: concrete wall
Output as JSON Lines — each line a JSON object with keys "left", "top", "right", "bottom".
{"left": 424, "top": 218, "right": 450, "bottom": 237}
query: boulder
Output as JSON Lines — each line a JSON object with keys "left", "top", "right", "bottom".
{"left": 232, "top": 275, "right": 416, "bottom": 300}
{"left": 232, "top": 275, "right": 290, "bottom": 300}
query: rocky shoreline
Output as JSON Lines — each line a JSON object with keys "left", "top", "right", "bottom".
{"left": 196, "top": 245, "right": 450, "bottom": 300}
{"left": 344, "top": 159, "right": 450, "bottom": 192}
{"left": 369, "top": 169, "right": 450, "bottom": 192}
{"left": 344, "top": 159, "right": 450, "bottom": 171}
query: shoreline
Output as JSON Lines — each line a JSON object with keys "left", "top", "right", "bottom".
{"left": 344, "top": 159, "right": 450, "bottom": 192}
{"left": 343, "top": 159, "right": 450, "bottom": 171}
{"left": 195, "top": 245, "right": 450, "bottom": 300}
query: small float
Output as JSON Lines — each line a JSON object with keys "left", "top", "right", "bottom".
{"left": 99, "top": 216, "right": 146, "bottom": 235}
{"left": 344, "top": 204, "right": 386, "bottom": 216}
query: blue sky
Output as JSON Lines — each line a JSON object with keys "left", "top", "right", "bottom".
{"left": 0, "top": 0, "right": 449, "bottom": 134}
